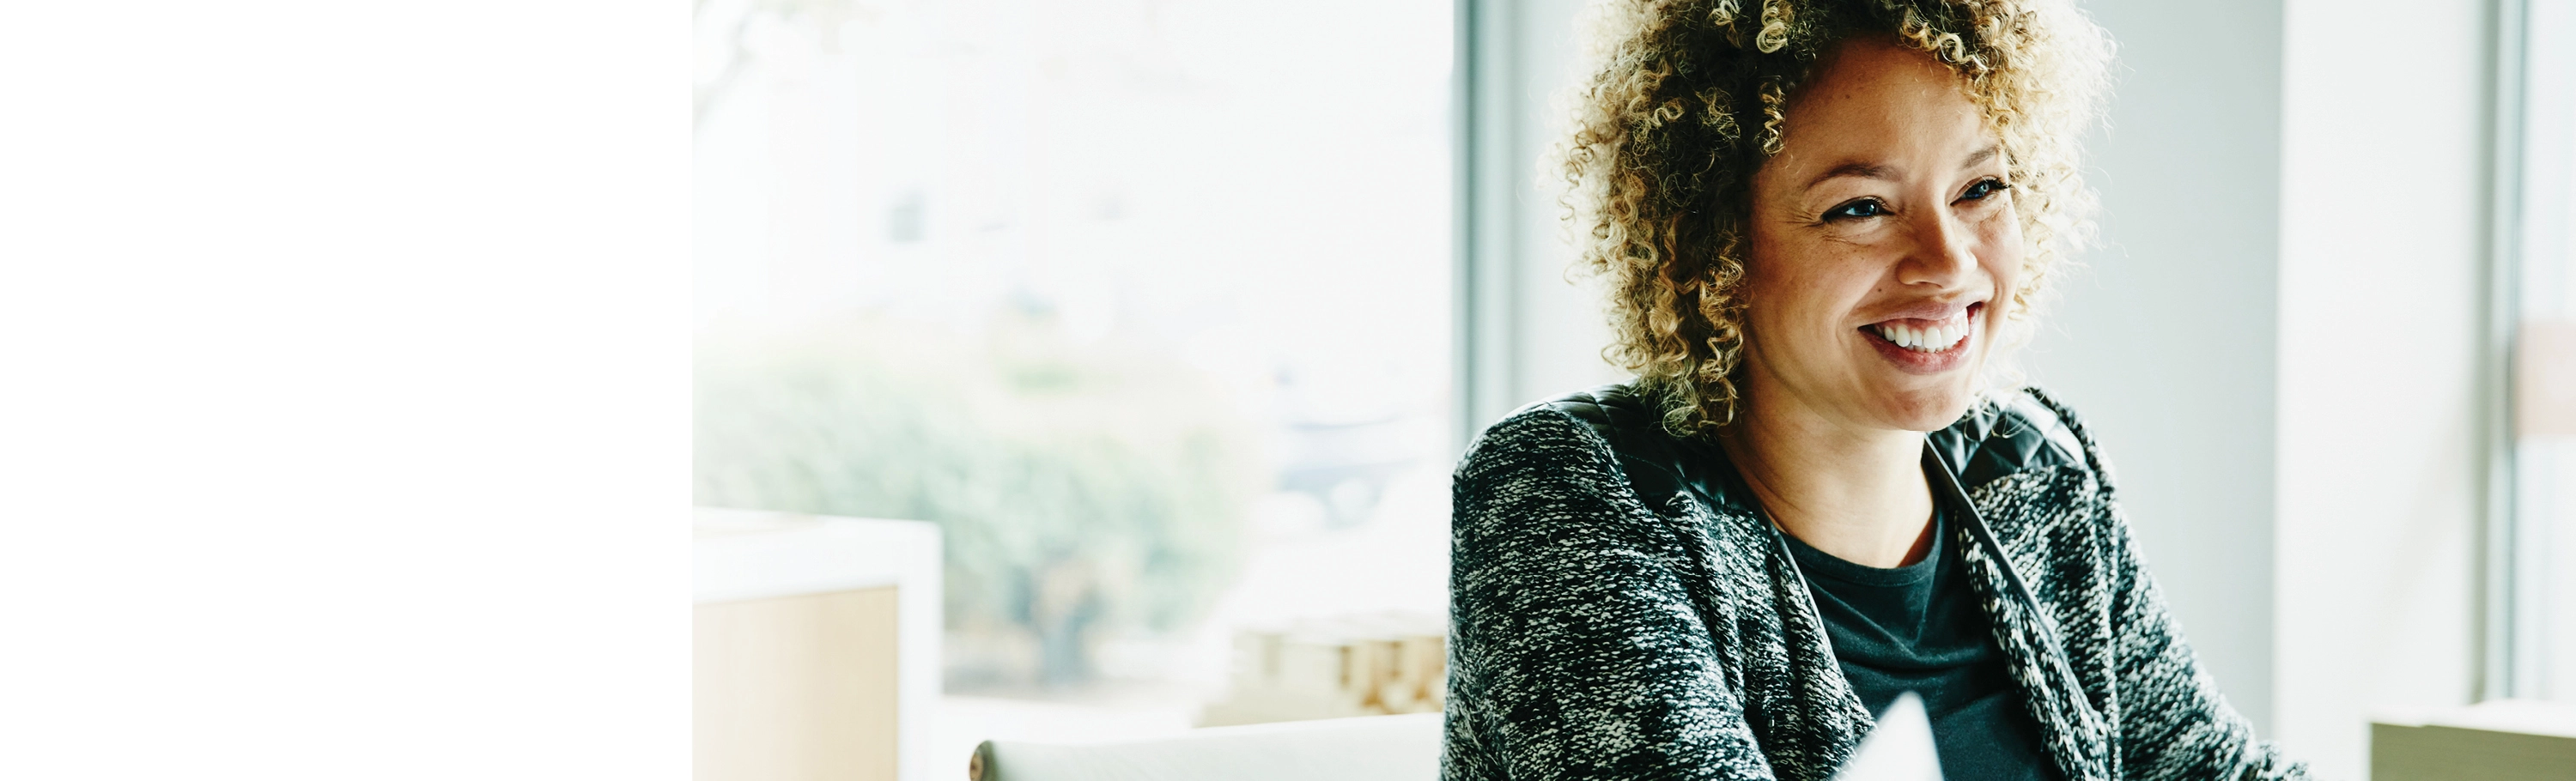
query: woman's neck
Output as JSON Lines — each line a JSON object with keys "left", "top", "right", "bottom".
{"left": 1716, "top": 395, "right": 1935, "bottom": 569}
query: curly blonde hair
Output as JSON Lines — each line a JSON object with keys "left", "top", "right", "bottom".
{"left": 1557, "top": 0, "right": 2111, "bottom": 436}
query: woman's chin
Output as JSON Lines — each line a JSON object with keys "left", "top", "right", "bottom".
{"left": 1842, "top": 340, "right": 1984, "bottom": 430}
{"left": 1868, "top": 379, "right": 1982, "bottom": 433}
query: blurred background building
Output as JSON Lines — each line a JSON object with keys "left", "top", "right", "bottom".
{"left": 691, "top": 0, "right": 2576, "bottom": 778}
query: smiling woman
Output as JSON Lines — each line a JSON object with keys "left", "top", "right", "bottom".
{"left": 1440, "top": 1, "right": 2308, "bottom": 780}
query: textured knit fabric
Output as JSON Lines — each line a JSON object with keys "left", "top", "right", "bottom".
{"left": 1783, "top": 477, "right": 2057, "bottom": 781}
{"left": 1440, "top": 384, "right": 2307, "bottom": 781}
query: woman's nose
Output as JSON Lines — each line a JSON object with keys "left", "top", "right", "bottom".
{"left": 1895, "top": 209, "right": 1978, "bottom": 288}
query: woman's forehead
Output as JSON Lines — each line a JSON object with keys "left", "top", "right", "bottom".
{"left": 1764, "top": 39, "right": 1998, "bottom": 189}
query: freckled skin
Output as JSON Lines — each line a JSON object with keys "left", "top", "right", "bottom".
{"left": 1741, "top": 38, "right": 2023, "bottom": 434}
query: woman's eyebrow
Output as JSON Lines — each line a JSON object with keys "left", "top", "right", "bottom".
{"left": 1802, "top": 161, "right": 1899, "bottom": 192}
{"left": 1801, "top": 144, "right": 2002, "bottom": 192}
{"left": 1962, "top": 144, "right": 2001, "bottom": 169}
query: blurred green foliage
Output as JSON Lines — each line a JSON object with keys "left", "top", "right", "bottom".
{"left": 694, "top": 317, "right": 1261, "bottom": 686}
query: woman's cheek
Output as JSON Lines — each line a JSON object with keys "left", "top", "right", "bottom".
{"left": 1978, "top": 215, "right": 2025, "bottom": 288}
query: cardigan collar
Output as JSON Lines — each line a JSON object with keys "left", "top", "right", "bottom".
{"left": 1674, "top": 422, "right": 2116, "bottom": 781}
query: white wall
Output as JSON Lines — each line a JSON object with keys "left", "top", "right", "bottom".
{"left": 2023, "top": 0, "right": 2289, "bottom": 734}
{"left": 2273, "top": 1, "right": 2492, "bottom": 778}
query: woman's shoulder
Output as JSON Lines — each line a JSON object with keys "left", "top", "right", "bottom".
{"left": 1938, "top": 387, "right": 2140, "bottom": 581}
{"left": 1458, "top": 384, "right": 1719, "bottom": 504}
{"left": 1450, "top": 386, "right": 1758, "bottom": 621}
{"left": 1464, "top": 383, "right": 1657, "bottom": 454}
{"left": 1933, "top": 385, "right": 2113, "bottom": 493}
{"left": 1459, "top": 384, "right": 1637, "bottom": 464}
{"left": 1467, "top": 384, "right": 2112, "bottom": 495}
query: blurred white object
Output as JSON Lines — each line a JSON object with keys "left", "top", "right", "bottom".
{"left": 696, "top": 508, "right": 942, "bottom": 781}
{"left": 2520, "top": 320, "right": 2576, "bottom": 437}
{"left": 1832, "top": 693, "right": 1943, "bottom": 781}
{"left": 969, "top": 712, "right": 1440, "bottom": 781}
{"left": 1198, "top": 612, "right": 1445, "bottom": 726}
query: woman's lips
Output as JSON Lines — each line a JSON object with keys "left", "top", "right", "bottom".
{"left": 1859, "top": 302, "right": 1980, "bottom": 375}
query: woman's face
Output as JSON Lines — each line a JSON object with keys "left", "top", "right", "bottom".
{"left": 1741, "top": 37, "right": 2021, "bottom": 433}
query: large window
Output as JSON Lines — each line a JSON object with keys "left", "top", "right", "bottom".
{"left": 2503, "top": 0, "right": 2576, "bottom": 702}
{"left": 691, "top": 0, "right": 1456, "bottom": 750}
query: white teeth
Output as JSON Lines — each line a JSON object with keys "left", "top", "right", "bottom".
{"left": 1875, "top": 318, "right": 1972, "bottom": 353}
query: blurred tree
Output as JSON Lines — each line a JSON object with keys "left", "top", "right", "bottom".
{"left": 694, "top": 315, "right": 1260, "bottom": 687}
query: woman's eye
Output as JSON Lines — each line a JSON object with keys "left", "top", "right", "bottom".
{"left": 1959, "top": 178, "right": 2010, "bottom": 203}
{"left": 1825, "top": 199, "right": 1886, "bottom": 221}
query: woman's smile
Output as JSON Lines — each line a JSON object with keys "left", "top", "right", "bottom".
{"left": 1861, "top": 300, "right": 1984, "bottom": 375}
{"left": 1733, "top": 36, "right": 2023, "bottom": 431}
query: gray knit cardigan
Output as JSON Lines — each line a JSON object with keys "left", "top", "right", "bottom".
{"left": 1441, "top": 384, "right": 2306, "bottom": 781}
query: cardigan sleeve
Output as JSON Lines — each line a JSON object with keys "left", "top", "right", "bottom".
{"left": 2035, "top": 397, "right": 2307, "bottom": 781}
{"left": 1441, "top": 408, "right": 1775, "bottom": 781}
{"left": 2097, "top": 512, "right": 2306, "bottom": 781}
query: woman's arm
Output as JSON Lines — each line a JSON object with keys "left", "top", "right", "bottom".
{"left": 2097, "top": 512, "right": 2306, "bottom": 781}
{"left": 1442, "top": 409, "right": 1774, "bottom": 781}
{"left": 2032, "top": 395, "right": 2306, "bottom": 781}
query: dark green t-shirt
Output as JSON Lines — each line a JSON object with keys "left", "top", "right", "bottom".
{"left": 1783, "top": 499, "right": 2063, "bottom": 781}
